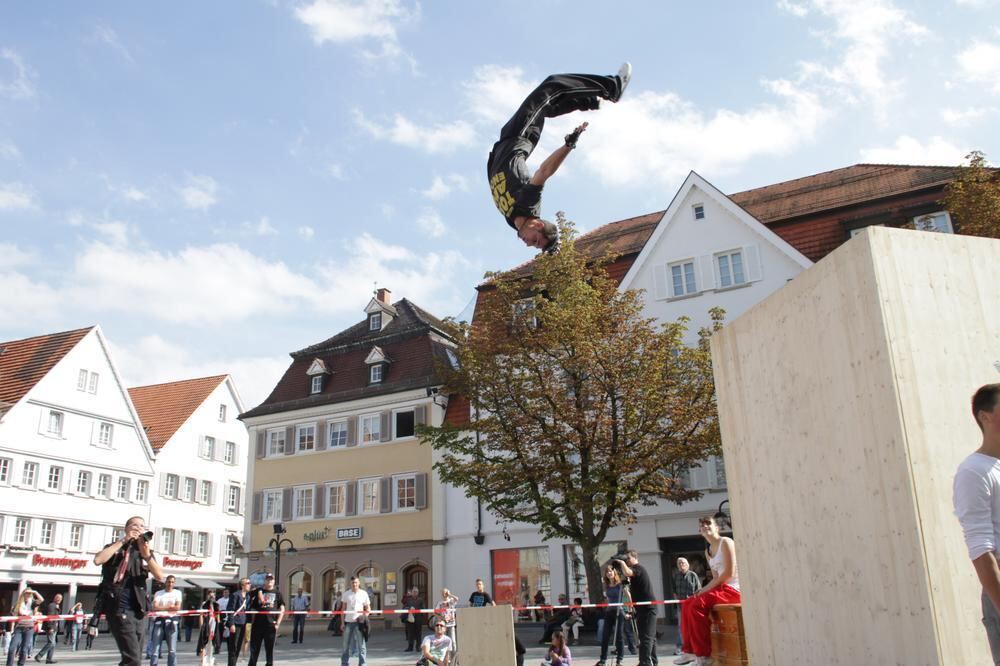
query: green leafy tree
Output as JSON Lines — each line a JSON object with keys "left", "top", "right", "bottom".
{"left": 420, "top": 219, "right": 722, "bottom": 602}
{"left": 942, "top": 150, "right": 1000, "bottom": 238}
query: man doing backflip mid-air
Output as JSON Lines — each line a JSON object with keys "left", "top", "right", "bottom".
{"left": 488, "top": 63, "right": 632, "bottom": 252}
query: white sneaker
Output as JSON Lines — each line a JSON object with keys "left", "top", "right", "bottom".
{"left": 615, "top": 61, "right": 632, "bottom": 101}
{"left": 673, "top": 654, "right": 696, "bottom": 665}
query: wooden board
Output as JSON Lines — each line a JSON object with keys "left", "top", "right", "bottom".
{"left": 455, "top": 604, "right": 516, "bottom": 666}
{"left": 710, "top": 227, "right": 1000, "bottom": 665}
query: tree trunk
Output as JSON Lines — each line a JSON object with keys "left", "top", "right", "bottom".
{"left": 579, "top": 540, "right": 606, "bottom": 605}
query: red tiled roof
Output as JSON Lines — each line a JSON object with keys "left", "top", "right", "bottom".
{"left": 444, "top": 394, "right": 470, "bottom": 427}
{"left": 0, "top": 327, "right": 93, "bottom": 408}
{"left": 729, "top": 164, "right": 962, "bottom": 224}
{"left": 128, "top": 375, "right": 228, "bottom": 450}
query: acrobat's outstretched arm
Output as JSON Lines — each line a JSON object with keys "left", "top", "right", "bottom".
{"left": 529, "top": 122, "right": 588, "bottom": 186}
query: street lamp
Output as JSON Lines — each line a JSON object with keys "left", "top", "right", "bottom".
{"left": 266, "top": 523, "right": 297, "bottom": 592}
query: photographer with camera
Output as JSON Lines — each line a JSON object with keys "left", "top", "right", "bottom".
{"left": 612, "top": 551, "right": 658, "bottom": 666}
{"left": 93, "top": 516, "right": 164, "bottom": 666}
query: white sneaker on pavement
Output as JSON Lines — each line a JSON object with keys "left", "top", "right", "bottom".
{"left": 673, "top": 654, "right": 696, "bottom": 665}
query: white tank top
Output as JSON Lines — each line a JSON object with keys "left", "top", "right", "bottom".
{"left": 708, "top": 537, "right": 739, "bottom": 591}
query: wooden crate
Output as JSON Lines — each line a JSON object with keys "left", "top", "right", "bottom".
{"left": 711, "top": 603, "right": 749, "bottom": 665}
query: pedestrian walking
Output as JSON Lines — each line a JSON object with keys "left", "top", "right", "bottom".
{"left": 33, "top": 593, "right": 62, "bottom": 664}
{"left": 5, "top": 587, "right": 43, "bottom": 666}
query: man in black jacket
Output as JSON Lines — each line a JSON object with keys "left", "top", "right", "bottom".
{"left": 34, "top": 593, "right": 62, "bottom": 663}
{"left": 616, "top": 551, "right": 658, "bottom": 666}
{"left": 93, "top": 516, "right": 164, "bottom": 666}
{"left": 226, "top": 578, "right": 251, "bottom": 666}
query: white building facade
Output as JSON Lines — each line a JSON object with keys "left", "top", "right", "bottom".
{"left": 0, "top": 327, "right": 156, "bottom": 611}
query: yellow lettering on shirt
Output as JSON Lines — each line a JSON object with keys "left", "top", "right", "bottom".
{"left": 490, "top": 171, "right": 516, "bottom": 217}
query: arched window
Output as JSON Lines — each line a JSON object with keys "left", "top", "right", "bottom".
{"left": 322, "top": 568, "right": 346, "bottom": 611}
{"left": 289, "top": 569, "right": 312, "bottom": 601}
{"left": 356, "top": 564, "right": 382, "bottom": 610}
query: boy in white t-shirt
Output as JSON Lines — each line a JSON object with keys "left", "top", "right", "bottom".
{"left": 419, "top": 620, "right": 453, "bottom": 666}
{"left": 150, "top": 575, "right": 183, "bottom": 666}
{"left": 954, "top": 383, "right": 1000, "bottom": 663}
{"left": 339, "top": 577, "right": 371, "bottom": 666}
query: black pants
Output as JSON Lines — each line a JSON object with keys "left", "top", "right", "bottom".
{"left": 404, "top": 618, "right": 421, "bottom": 648}
{"left": 227, "top": 624, "right": 246, "bottom": 666}
{"left": 108, "top": 610, "right": 145, "bottom": 666}
{"left": 635, "top": 607, "right": 658, "bottom": 666}
{"left": 600, "top": 609, "right": 626, "bottom": 663}
{"left": 248, "top": 623, "right": 275, "bottom": 666}
{"left": 292, "top": 615, "right": 305, "bottom": 643}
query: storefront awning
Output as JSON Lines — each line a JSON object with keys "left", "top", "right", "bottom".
{"left": 186, "top": 579, "right": 227, "bottom": 589}
{"left": 169, "top": 578, "right": 195, "bottom": 589}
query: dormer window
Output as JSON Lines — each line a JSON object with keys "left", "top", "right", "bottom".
{"left": 306, "top": 358, "right": 331, "bottom": 395}
{"left": 311, "top": 375, "right": 324, "bottom": 394}
{"left": 370, "top": 365, "right": 383, "bottom": 383}
{"left": 365, "top": 346, "right": 390, "bottom": 384}
{"left": 369, "top": 312, "right": 382, "bottom": 331}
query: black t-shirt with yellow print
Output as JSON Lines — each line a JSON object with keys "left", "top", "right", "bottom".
{"left": 487, "top": 145, "right": 543, "bottom": 229}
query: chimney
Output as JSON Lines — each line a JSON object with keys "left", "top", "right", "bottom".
{"left": 376, "top": 288, "right": 392, "bottom": 305}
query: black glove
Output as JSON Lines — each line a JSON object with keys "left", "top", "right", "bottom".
{"left": 564, "top": 127, "right": 584, "bottom": 149}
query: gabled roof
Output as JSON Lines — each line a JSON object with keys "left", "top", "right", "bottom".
{"left": 0, "top": 327, "right": 93, "bottom": 409}
{"left": 729, "top": 164, "right": 962, "bottom": 224}
{"left": 128, "top": 375, "right": 228, "bottom": 451}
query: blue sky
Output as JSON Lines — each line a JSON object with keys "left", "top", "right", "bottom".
{"left": 1, "top": 0, "right": 998, "bottom": 408}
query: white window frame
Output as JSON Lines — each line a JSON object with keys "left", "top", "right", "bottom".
{"left": 328, "top": 421, "right": 348, "bottom": 449}
{"left": 693, "top": 203, "right": 705, "bottom": 220}
{"left": 669, "top": 259, "right": 698, "bottom": 297}
{"left": 0, "top": 457, "right": 11, "bottom": 485}
{"left": 117, "top": 477, "right": 131, "bottom": 501}
{"left": 98, "top": 422, "right": 114, "bottom": 448}
{"left": 179, "top": 530, "right": 192, "bottom": 555}
{"left": 39, "top": 520, "right": 55, "bottom": 547}
{"left": 218, "top": 404, "right": 227, "bottom": 422}
{"left": 201, "top": 436, "right": 215, "bottom": 460}
{"left": 326, "top": 481, "right": 347, "bottom": 517}
{"left": 912, "top": 211, "right": 954, "bottom": 234}
{"left": 69, "top": 524, "right": 84, "bottom": 550}
{"left": 297, "top": 424, "right": 316, "bottom": 453}
{"left": 224, "top": 534, "right": 237, "bottom": 563}
{"left": 262, "top": 489, "right": 283, "bottom": 523}
{"left": 22, "top": 461, "right": 38, "bottom": 488}
{"left": 369, "top": 312, "right": 381, "bottom": 331}
{"left": 136, "top": 480, "right": 149, "bottom": 503}
{"left": 87, "top": 372, "right": 99, "bottom": 394}
{"left": 369, "top": 364, "right": 383, "bottom": 384}
{"left": 310, "top": 375, "right": 323, "bottom": 395}
{"left": 224, "top": 441, "right": 236, "bottom": 465}
{"left": 226, "top": 485, "right": 240, "bottom": 514}
{"left": 76, "top": 470, "right": 91, "bottom": 495}
{"left": 13, "top": 517, "right": 30, "bottom": 545}
{"left": 47, "top": 465, "right": 63, "bottom": 491}
{"left": 267, "top": 430, "right": 286, "bottom": 457}
{"left": 393, "top": 474, "right": 417, "bottom": 512}
{"left": 195, "top": 532, "right": 208, "bottom": 557}
{"left": 360, "top": 414, "right": 380, "bottom": 444}
{"left": 359, "top": 477, "right": 380, "bottom": 515}
{"left": 165, "top": 474, "right": 178, "bottom": 499}
{"left": 183, "top": 478, "right": 196, "bottom": 502}
{"left": 161, "top": 528, "right": 175, "bottom": 554}
{"left": 293, "top": 485, "right": 314, "bottom": 520}
{"left": 715, "top": 249, "right": 746, "bottom": 289}
{"left": 394, "top": 409, "right": 416, "bottom": 439}
{"left": 77, "top": 369, "right": 88, "bottom": 391}
{"left": 199, "top": 480, "right": 212, "bottom": 505}
{"left": 47, "top": 410, "right": 64, "bottom": 436}
{"left": 97, "top": 474, "right": 111, "bottom": 498}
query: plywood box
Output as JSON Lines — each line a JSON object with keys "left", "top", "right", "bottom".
{"left": 711, "top": 226, "right": 1000, "bottom": 665}
{"left": 455, "top": 604, "right": 515, "bottom": 665}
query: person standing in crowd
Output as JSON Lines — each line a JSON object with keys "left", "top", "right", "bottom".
{"left": 150, "top": 574, "right": 182, "bottom": 666}
{"left": 615, "top": 550, "right": 658, "bottom": 666}
{"left": 417, "top": 619, "right": 453, "bottom": 666}
{"left": 674, "top": 517, "right": 741, "bottom": 666}
{"left": 226, "top": 579, "right": 250, "bottom": 666}
{"left": 290, "top": 588, "right": 309, "bottom": 644}
{"left": 198, "top": 591, "right": 221, "bottom": 666}
{"left": 401, "top": 586, "right": 425, "bottom": 652}
{"left": 435, "top": 588, "right": 459, "bottom": 649}
{"left": 954, "top": 383, "right": 1000, "bottom": 663}
{"left": 33, "top": 592, "right": 61, "bottom": 664}
{"left": 534, "top": 590, "right": 547, "bottom": 622}
{"left": 543, "top": 630, "right": 572, "bottom": 666}
{"left": 93, "top": 516, "right": 164, "bottom": 666}
{"left": 184, "top": 608, "right": 198, "bottom": 643}
{"left": 248, "top": 574, "right": 285, "bottom": 666}
{"left": 5, "top": 587, "right": 43, "bottom": 666}
{"left": 69, "top": 603, "right": 84, "bottom": 652}
{"left": 339, "top": 577, "right": 371, "bottom": 666}
{"left": 672, "top": 558, "right": 702, "bottom": 656}
{"left": 217, "top": 589, "right": 231, "bottom": 656}
{"left": 468, "top": 579, "right": 494, "bottom": 608}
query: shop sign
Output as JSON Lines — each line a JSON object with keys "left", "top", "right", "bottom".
{"left": 336, "top": 527, "right": 363, "bottom": 540}
{"left": 163, "top": 557, "right": 204, "bottom": 570}
{"left": 32, "top": 554, "right": 88, "bottom": 571}
{"left": 303, "top": 527, "right": 330, "bottom": 543}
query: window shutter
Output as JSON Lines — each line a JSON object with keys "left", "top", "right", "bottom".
{"left": 698, "top": 255, "right": 716, "bottom": 292}
{"left": 415, "top": 405, "right": 427, "bottom": 427}
{"left": 346, "top": 417, "right": 358, "bottom": 447}
{"left": 282, "top": 487, "right": 293, "bottom": 521}
{"left": 654, "top": 264, "right": 669, "bottom": 300}
{"left": 252, "top": 492, "right": 262, "bottom": 524}
{"left": 380, "top": 477, "right": 392, "bottom": 513}
{"left": 415, "top": 473, "right": 427, "bottom": 510}
{"left": 205, "top": 533, "right": 213, "bottom": 558}
{"left": 284, "top": 427, "right": 296, "bottom": 455}
{"left": 208, "top": 482, "right": 216, "bottom": 507}
{"left": 213, "top": 440, "right": 224, "bottom": 462}
{"left": 256, "top": 432, "right": 266, "bottom": 459}
{"left": 380, "top": 412, "right": 391, "bottom": 442}
{"left": 315, "top": 421, "right": 328, "bottom": 451}
{"left": 159, "top": 473, "right": 168, "bottom": 497}
{"left": 315, "top": 484, "right": 326, "bottom": 517}
{"left": 234, "top": 442, "right": 242, "bottom": 465}
{"left": 743, "top": 244, "right": 762, "bottom": 282}
{"left": 237, "top": 487, "right": 244, "bottom": 515}
{"left": 345, "top": 483, "right": 357, "bottom": 516}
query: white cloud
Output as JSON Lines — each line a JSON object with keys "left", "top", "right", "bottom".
{"left": 0, "top": 141, "right": 21, "bottom": 160}
{"left": 416, "top": 208, "right": 446, "bottom": 237}
{"left": 462, "top": 65, "right": 535, "bottom": 125}
{"left": 354, "top": 109, "right": 476, "bottom": 153}
{"left": 422, "top": 173, "right": 469, "bottom": 200}
{"left": 243, "top": 216, "right": 278, "bottom": 236}
{"left": 0, "top": 243, "right": 36, "bottom": 270}
{"left": 92, "top": 222, "right": 130, "bottom": 246}
{"left": 957, "top": 38, "right": 1000, "bottom": 92}
{"left": 0, "top": 48, "right": 36, "bottom": 100}
{"left": 859, "top": 135, "right": 968, "bottom": 165}
{"left": 327, "top": 163, "right": 346, "bottom": 180}
{"left": 941, "top": 106, "right": 997, "bottom": 124}
{"left": 298, "top": 225, "right": 315, "bottom": 239}
{"left": 178, "top": 174, "right": 218, "bottom": 210}
{"left": 777, "top": 0, "right": 809, "bottom": 16}
{"left": 92, "top": 24, "right": 134, "bottom": 64}
{"left": 294, "top": 0, "right": 418, "bottom": 61}
{"left": 955, "top": 0, "right": 998, "bottom": 6}
{"left": 0, "top": 182, "right": 36, "bottom": 211}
